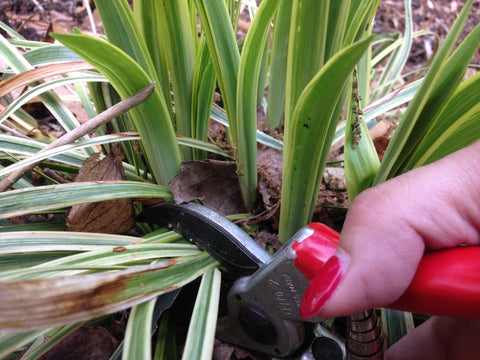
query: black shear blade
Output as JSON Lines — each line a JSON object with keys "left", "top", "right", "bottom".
{"left": 138, "top": 203, "right": 271, "bottom": 277}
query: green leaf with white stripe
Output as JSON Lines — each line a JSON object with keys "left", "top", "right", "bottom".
{"left": 279, "top": 36, "right": 373, "bottom": 242}
{"left": 52, "top": 33, "right": 182, "bottom": 186}
{"left": 375, "top": 0, "right": 477, "bottom": 183}
{"left": 236, "top": 0, "right": 279, "bottom": 209}
{"left": 181, "top": 268, "right": 221, "bottom": 360}
{"left": 122, "top": 299, "right": 156, "bottom": 360}
{"left": 0, "top": 181, "right": 171, "bottom": 219}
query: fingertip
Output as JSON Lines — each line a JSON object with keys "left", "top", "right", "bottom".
{"left": 299, "top": 253, "right": 347, "bottom": 319}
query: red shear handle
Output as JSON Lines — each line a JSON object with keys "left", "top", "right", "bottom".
{"left": 295, "top": 224, "right": 480, "bottom": 318}
{"left": 390, "top": 246, "right": 480, "bottom": 317}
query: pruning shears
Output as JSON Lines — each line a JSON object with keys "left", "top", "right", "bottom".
{"left": 139, "top": 202, "right": 480, "bottom": 359}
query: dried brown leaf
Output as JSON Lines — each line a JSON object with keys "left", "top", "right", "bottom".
{"left": 67, "top": 153, "right": 134, "bottom": 234}
{"left": 0, "top": 61, "right": 93, "bottom": 98}
{"left": 169, "top": 160, "right": 243, "bottom": 215}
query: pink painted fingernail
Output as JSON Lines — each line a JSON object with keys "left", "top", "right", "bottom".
{"left": 299, "top": 255, "right": 345, "bottom": 319}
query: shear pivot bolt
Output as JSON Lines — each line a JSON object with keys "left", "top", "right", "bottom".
{"left": 238, "top": 306, "right": 277, "bottom": 345}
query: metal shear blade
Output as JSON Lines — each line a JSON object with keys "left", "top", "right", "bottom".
{"left": 139, "top": 203, "right": 342, "bottom": 358}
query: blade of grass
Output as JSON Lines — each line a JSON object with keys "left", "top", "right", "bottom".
{"left": 0, "top": 134, "right": 153, "bottom": 182}
{"left": 0, "top": 134, "right": 139, "bottom": 178}
{"left": 115, "top": 291, "right": 179, "bottom": 360}
{"left": 236, "top": 0, "right": 279, "bottom": 209}
{"left": 343, "top": 0, "right": 380, "bottom": 45}
{"left": 53, "top": 33, "right": 182, "bottom": 186}
{"left": 284, "top": 0, "right": 328, "bottom": 129}
{"left": 155, "top": 0, "right": 196, "bottom": 160}
{"left": 371, "top": 0, "right": 413, "bottom": 101}
{"left": 133, "top": 0, "right": 173, "bottom": 119}
{"left": 93, "top": 0, "right": 157, "bottom": 80}
{"left": 0, "top": 61, "right": 95, "bottom": 98}
{"left": 374, "top": 0, "right": 474, "bottom": 184}
{"left": 0, "top": 83, "right": 154, "bottom": 191}
{"left": 122, "top": 299, "right": 156, "bottom": 360}
{"left": 181, "top": 268, "right": 221, "bottom": 360}
{"left": 0, "top": 34, "right": 85, "bottom": 134}
{"left": 191, "top": 35, "right": 216, "bottom": 160}
{"left": 0, "top": 181, "right": 172, "bottom": 219}
{"left": 408, "top": 72, "right": 480, "bottom": 167}
{"left": 324, "top": 0, "right": 350, "bottom": 62}
{"left": 279, "top": 36, "right": 373, "bottom": 242}
{"left": 153, "top": 313, "right": 178, "bottom": 360}
{"left": 265, "top": 1, "right": 292, "bottom": 128}
{"left": 195, "top": 0, "right": 239, "bottom": 140}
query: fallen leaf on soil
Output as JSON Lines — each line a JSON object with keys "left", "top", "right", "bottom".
{"left": 213, "top": 339, "right": 255, "bottom": 360}
{"left": 169, "top": 160, "right": 243, "bottom": 216}
{"left": 67, "top": 153, "right": 134, "bottom": 234}
{"left": 39, "top": 326, "right": 119, "bottom": 360}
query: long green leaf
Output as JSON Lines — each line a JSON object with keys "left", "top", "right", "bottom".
{"left": 191, "top": 36, "right": 216, "bottom": 160}
{"left": 279, "top": 37, "right": 373, "bottom": 242}
{"left": 374, "top": 0, "right": 473, "bottom": 183}
{"left": 195, "top": 0, "right": 239, "bottom": 139}
{"left": 0, "top": 252, "right": 218, "bottom": 332}
{"left": 0, "top": 34, "right": 85, "bottom": 135}
{"left": 408, "top": 72, "right": 480, "bottom": 167}
{"left": 344, "top": 0, "right": 380, "bottom": 45}
{"left": 395, "top": 19, "right": 480, "bottom": 171}
{"left": 266, "top": 1, "right": 292, "bottom": 128}
{"left": 23, "top": 45, "right": 84, "bottom": 65}
{"left": 0, "top": 181, "right": 171, "bottom": 219}
{"left": 181, "top": 268, "right": 221, "bottom": 360}
{"left": 0, "top": 133, "right": 152, "bottom": 182}
{"left": 0, "top": 231, "right": 138, "bottom": 249}
{"left": 0, "top": 134, "right": 139, "bottom": 178}
{"left": 122, "top": 299, "right": 156, "bottom": 360}
{"left": 284, "top": 0, "right": 329, "bottom": 129}
{"left": 133, "top": 0, "right": 173, "bottom": 118}
{"left": 93, "top": 0, "right": 157, "bottom": 79}
{"left": 236, "top": 0, "right": 279, "bottom": 209}
{"left": 324, "top": 0, "right": 350, "bottom": 61}
{"left": 52, "top": 33, "right": 181, "bottom": 186}
{"left": 155, "top": 0, "right": 196, "bottom": 160}
{"left": 371, "top": 0, "right": 413, "bottom": 101}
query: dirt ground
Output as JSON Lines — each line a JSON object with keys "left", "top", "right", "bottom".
{"left": 1, "top": 0, "right": 478, "bottom": 64}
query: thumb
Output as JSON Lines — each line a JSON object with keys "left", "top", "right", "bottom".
{"left": 300, "top": 140, "right": 480, "bottom": 319}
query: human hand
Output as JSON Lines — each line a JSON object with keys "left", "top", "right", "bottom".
{"left": 299, "top": 140, "right": 480, "bottom": 359}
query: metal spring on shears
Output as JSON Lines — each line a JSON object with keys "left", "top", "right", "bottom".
{"left": 346, "top": 309, "right": 384, "bottom": 360}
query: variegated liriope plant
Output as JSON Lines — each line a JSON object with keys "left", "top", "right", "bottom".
{"left": 0, "top": 0, "right": 479, "bottom": 358}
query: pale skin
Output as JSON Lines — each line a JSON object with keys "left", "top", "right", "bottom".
{"left": 316, "top": 139, "right": 480, "bottom": 359}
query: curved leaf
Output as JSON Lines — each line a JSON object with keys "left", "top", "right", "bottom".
{"left": 279, "top": 36, "right": 373, "bottom": 242}
{"left": 52, "top": 33, "right": 181, "bottom": 186}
